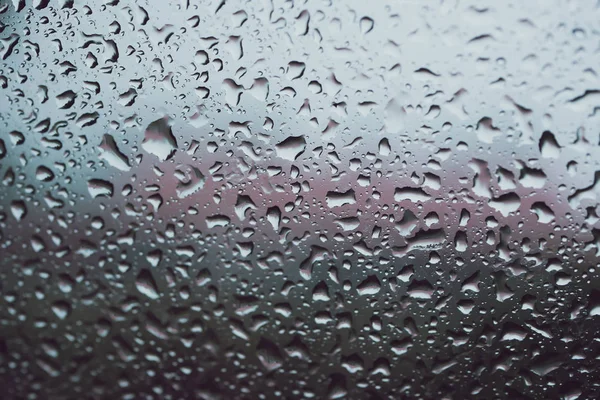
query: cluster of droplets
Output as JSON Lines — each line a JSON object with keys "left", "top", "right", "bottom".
{"left": 1, "top": 0, "right": 600, "bottom": 399}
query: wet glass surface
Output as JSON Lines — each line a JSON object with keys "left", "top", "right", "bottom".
{"left": 1, "top": 0, "right": 600, "bottom": 399}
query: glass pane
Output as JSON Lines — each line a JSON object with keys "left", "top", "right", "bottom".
{"left": 1, "top": 1, "right": 598, "bottom": 399}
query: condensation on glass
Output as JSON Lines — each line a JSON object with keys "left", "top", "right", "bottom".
{"left": 0, "top": 0, "right": 599, "bottom": 399}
